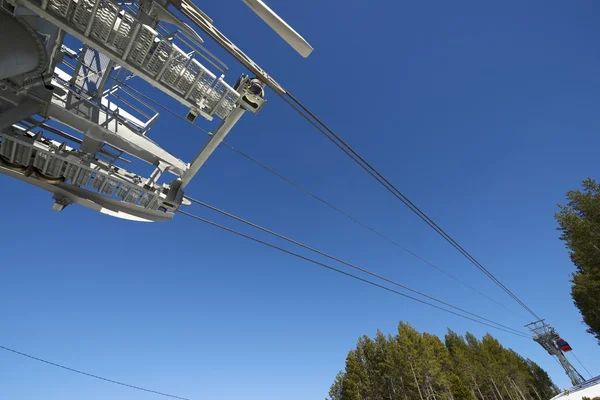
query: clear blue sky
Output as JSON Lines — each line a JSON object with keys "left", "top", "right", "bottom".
{"left": 1, "top": 1, "right": 599, "bottom": 399}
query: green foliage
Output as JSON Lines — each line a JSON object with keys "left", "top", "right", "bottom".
{"left": 449, "top": 375, "right": 475, "bottom": 400}
{"left": 555, "top": 178, "right": 600, "bottom": 342}
{"left": 343, "top": 350, "right": 369, "bottom": 400}
{"left": 527, "top": 360, "right": 560, "bottom": 400}
{"left": 328, "top": 322, "right": 559, "bottom": 400}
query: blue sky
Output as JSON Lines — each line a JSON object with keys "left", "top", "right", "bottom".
{"left": 1, "top": 0, "right": 599, "bottom": 399}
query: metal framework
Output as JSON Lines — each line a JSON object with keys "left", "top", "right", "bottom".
{"left": 525, "top": 320, "right": 586, "bottom": 386}
{"left": 0, "top": 0, "right": 277, "bottom": 221}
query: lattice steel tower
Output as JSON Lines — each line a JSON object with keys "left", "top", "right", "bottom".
{"left": 526, "top": 320, "right": 585, "bottom": 386}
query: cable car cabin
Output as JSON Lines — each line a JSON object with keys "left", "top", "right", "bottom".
{"left": 556, "top": 338, "right": 573, "bottom": 352}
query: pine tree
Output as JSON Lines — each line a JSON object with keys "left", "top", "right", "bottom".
{"left": 449, "top": 374, "right": 476, "bottom": 400}
{"left": 328, "top": 324, "right": 558, "bottom": 400}
{"left": 446, "top": 330, "right": 480, "bottom": 399}
{"left": 343, "top": 350, "right": 369, "bottom": 400}
{"left": 397, "top": 322, "right": 426, "bottom": 400}
{"left": 527, "top": 360, "right": 559, "bottom": 400}
{"left": 330, "top": 372, "right": 347, "bottom": 400}
{"left": 555, "top": 178, "right": 600, "bottom": 342}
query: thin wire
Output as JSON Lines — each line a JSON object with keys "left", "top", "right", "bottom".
{"left": 570, "top": 351, "right": 593, "bottom": 379}
{"left": 0, "top": 345, "right": 191, "bottom": 400}
{"left": 281, "top": 91, "right": 541, "bottom": 321}
{"left": 223, "top": 142, "right": 526, "bottom": 319}
{"left": 177, "top": 209, "right": 532, "bottom": 339}
{"left": 284, "top": 91, "right": 541, "bottom": 320}
{"left": 185, "top": 197, "right": 531, "bottom": 337}
{"left": 118, "top": 78, "right": 524, "bottom": 319}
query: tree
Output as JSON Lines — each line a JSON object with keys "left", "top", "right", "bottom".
{"left": 329, "top": 323, "right": 558, "bottom": 400}
{"left": 445, "top": 330, "right": 479, "bottom": 399}
{"left": 449, "top": 374, "right": 475, "bottom": 400}
{"left": 343, "top": 350, "right": 369, "bottom": 400}
{"left": 555, "top": 178, "right": 600, "bottom": 342}
{"left": 421, "top": 333, "right": 457, "bottom": 400}
{"left": 527, "top": 360, "right": 559, "bottom": 400}
{"left": 330, "top": 372, "right": 347, "bottom": 400}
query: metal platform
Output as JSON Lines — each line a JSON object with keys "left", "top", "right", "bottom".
{"left": 20, "top": 0, "right": 240, "bottom": 119}
{"left": 0, "top": 125, "right": 177, "bottom": 221}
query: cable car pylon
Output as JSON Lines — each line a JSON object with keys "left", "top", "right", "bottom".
{"left": 525, "top": 320, "right": 586, "bottom": 386}
{"left": 0, "top": 0, "right": 310, "bottom": 221}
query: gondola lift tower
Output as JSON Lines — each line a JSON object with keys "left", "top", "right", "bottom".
{"left": 0, "top": 0, "right": 311, "bottom": 221}
{"left": 526, "top": 320, "right": 586, "bottom": 387}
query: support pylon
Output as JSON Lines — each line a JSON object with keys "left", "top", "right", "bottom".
{"left": 525, "top": 320, "right": 585, "bottom": 386}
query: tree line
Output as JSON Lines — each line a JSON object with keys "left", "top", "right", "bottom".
{"left": 328, "top": 322, "right": 559, "bottom": 400}
{"left": 555, "top": 178, "right": 600, "bottom": 343}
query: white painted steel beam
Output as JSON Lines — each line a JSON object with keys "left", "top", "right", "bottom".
{"left": 242, "top": 0, "right": 313, "bottom": 58}
{"left": 46, "top": 88, "right": 188, "bottom": 175}
{"left": 180, "top": 106, "right": 245, "bottom": 188}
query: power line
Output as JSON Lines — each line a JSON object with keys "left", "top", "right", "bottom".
{"left": 280, "top": 91, "right": 542, "bottom": 321}
{"left": 185, "top": 197, "right": 530, "bottom": 337}
{"left": 177, "top": 209, "right": 532, "bottom": 339}
{"left": 0, "top": 345, "right": 192, "bottom": 400}
{"left": 118, "top": 77, "right": 524, "bottom": 319}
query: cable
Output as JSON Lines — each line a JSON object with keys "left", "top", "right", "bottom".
{"left": 280, "top": 91, "right": 541, "bottom": 321}
{"left": 177, "top": 209, "right": 532, "bottom": 339}
{"left": 120, "top": 79, "right": 523, "bottom": 318}
{"left": 0, "top": 345, "right": 191, "bottom": 400}
{"left": 284, "top": 91, "right": 541, "bottom": 320}
{"left": 185, "top": 196, "right": 530, "bottom": 337}
{"left": 117, "top": 78, "right": 525, "bottom": 319}
{"left": 223, "top": 142, "right": 526, "bottom": 319}
{"left": 63, "top": 30, "right": 537, "bottom": 320}
{"left": 570, "top": 351, "right": 593, "bottom": 379}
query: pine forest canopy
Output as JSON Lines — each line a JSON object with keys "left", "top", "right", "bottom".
{"left": 328, "top": 322, "right": 559, "bottom": 400}
{"left": 555, "top": 178, "right": 600, "bottom": 343}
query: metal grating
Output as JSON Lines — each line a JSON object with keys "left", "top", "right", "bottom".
{"left": 13, "top": 142, "right": 34, "bottom": 166}
{"left": 124, "top": 187, "right": 142, "bottom": 204}
{"left": 160, "top": 45, "right": 189, "bottom": 87}
{"left": 75, "top": 47, "right": 112, "bottom": 95}
{"left": 101, "top": 178, "right": 119, "bottom": 196}
{"left": 207, "top": 78, "right": 240, "bottom": 119}
{"left": 116, "top": 184, "right": 141, "bottom": 204}
{"left": 47, "top": 0, "right": 72, "bottom": 18}
{"left": 144, "top": 39, "right": 171, "bottom": 77}
{"left": 116, "top": 184, "right": 129, "bottom": 199}
{"left": 90, "top": 0, "right": 118, "bottom": 43}
{"left": 63, "top": 163, "right": 78, "bottom": 180}
{"left": 0, "top": 139, "right": 15, "bottom": 162}
{"left": 34, "top": 152, "right": 65, "bottom": 178}
{"left": 91, "top": 173, "right": 105, "bottom": 190}
{"left": 187, "top": 67, "right": 216, "bottom": 106}
{"left": 71, "top": 0, "right": 95, "bottom": 32}
{"left": 126, "top": 24, "right": 157, "bottom": 66}
{"left": 64, "top": 163, "right": 93, "bottom": 186}
{"left": 175, "top": 59, "right": 200, "bottom": 95}
{"left": 1, "top": 129, "right": 164, "bottom": 210}
{"left": 92, "top": 174, "right": 118, "bottom": 196}
{"left": 139, "top": 192, "right": 158, "bottom": 209}
{"left": 112, "top": 11, "right": 137, "bottom": 55}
